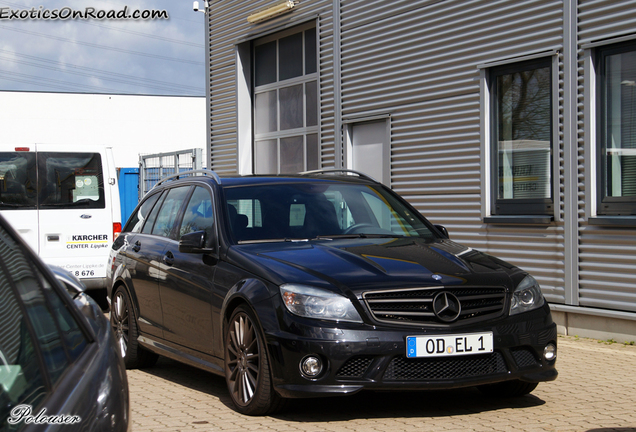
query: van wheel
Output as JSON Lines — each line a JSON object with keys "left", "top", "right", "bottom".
{"left": 477, "top": 380, "right": 538, "bottom": 397}
{"left": 224, "top": 305, "right": 285, "bottom": 415}
{"left": 111, "top": 286, "right": 158, "bottom": 369}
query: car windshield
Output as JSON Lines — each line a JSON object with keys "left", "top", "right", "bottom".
{"left": 223, "top": 182, "right": 435, "bottom": 244}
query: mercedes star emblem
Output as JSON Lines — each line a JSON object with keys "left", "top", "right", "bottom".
{"left": 432, "top": 291, "right": 462, "bottom": 322}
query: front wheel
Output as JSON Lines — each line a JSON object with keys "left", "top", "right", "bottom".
{"left": 111, "top": 286, "right": 158, "bottom": 369}
{"left": 477, "top": 380, "right": 538, "bottom": 397}
{"left": 224, "top": 305, "right": 285, "bottom": 415}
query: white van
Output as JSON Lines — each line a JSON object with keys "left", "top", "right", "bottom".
{"left": 0, "top": 144, "right": 121, "bottom": 300}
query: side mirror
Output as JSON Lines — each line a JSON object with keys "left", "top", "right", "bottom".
{"left": 434, "top": 224, "right": 449, "bottom": 239}
{"left": 179, "top": 230, "right": 218, "bottom": 257}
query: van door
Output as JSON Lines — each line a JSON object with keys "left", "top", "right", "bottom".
{"left": 36, "top": 144, "right": 117, "bottom": 287}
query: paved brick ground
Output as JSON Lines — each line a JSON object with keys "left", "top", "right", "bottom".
{"left": 127, "top": 335, "right": 636, "bottom": 432}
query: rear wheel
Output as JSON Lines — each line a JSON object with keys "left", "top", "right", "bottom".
{"left": 111, "top": 286, "right": 158, "bottom": 369}
{"left": 477, "top": 380, "right": 538, "bottom": 397}
{"left": 224, "top": 305, "right": 285, "bottom": 415}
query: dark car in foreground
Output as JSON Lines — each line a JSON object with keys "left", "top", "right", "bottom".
{"left": 107, "top": 169, "right": 557, "bottom": 415}
{"left": 0, "top": 215, "right": 130, "bottom": 431}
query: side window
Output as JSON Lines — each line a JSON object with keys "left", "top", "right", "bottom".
{"left": 124, "top": 191, "right": 161, "bottom": 233}
{"left": 151, "top": 186, "right": 191, "bottom": 239}
{"left": 179, "top": 186, "right": 214, "bottom": 238}
{"left": 0, "top": 152, "right": 37, "bottom": 210}
{"left": 38, "top": 152, "right": 105, "bottom": 210}
{"left": 489, "top": 57, "right": 553, "bottom": 216}
{"left": 141, "top": 192, "right": 165, "bottom": 235}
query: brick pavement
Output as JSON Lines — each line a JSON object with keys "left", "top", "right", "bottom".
{"left": 127, "top": 335, "right": 636, "bottom": 432}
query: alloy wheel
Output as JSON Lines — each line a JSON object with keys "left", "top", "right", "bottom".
{"left": 226, "top": 312, "right": 260, "bottom": 406}
{"left": 111, "top": 291, "right": 130, "bottom": 359}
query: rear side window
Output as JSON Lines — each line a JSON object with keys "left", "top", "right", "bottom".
{"left": 39, "top": 152, "right": 105, "bottom": 209}
{"left": 124, "top": 191, "right": 162, "bottom": 233}
{"left": 0, "top": 151, "right": 105, "bottom": 210}
{"left": 0, "top": 152, "right": 37, "bottom": 209}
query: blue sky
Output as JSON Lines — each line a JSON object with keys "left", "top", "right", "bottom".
{"left": 0, "top": 1, "right": 205, "bottom": 95}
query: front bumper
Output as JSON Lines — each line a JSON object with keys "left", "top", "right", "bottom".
{"left": 265, "top": 304, "right": 558, "bottom": 398}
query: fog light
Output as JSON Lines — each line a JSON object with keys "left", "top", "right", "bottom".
{"left": 300, "top": 356, "right": 323, "bottom": 378}
{"left": 544, "top": 343, "right": 557, "bottom": 361}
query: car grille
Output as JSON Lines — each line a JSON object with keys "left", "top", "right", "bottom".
{"left": 362, "top": 286, "right": 506, "bottom": 326}
{"left": 383, "top": 352, "right": 507, "bottom": 381}
{"left": 336, "top": 356, "right": 374, "bottom": 378}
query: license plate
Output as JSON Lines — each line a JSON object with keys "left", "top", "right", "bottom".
{"left": 406, "top": 332, "right": 493, "bottom": 358}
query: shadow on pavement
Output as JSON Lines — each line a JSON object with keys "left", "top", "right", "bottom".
{"left": 587, "top": 429, "right": 636, "bottom": 432}
{"left": 141, "top": 357, "right": 545, "bottom": 421}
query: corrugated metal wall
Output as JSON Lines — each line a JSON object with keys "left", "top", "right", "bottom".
{"left": 207, "top": 1, "right": 334, "bottom": 175}
{"left": 339, "top": 0, "right": 566, "bottom": 303}
{"left": 206, "top": 0, "right": 636, "bottom": 315}
{"left": 578, "top": 1, "right": 636, "bottom": 313}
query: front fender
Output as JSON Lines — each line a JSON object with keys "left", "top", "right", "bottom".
{"left": 220, "top": 278, "right": 274, "bottom": 327}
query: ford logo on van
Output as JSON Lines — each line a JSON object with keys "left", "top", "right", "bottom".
{"left": 80, "top": 214, "right": 92, "bottom": 219}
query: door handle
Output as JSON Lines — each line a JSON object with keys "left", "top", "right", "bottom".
{"left": 163, "top": 252, "right": 174, "bottom": 266}
{"left": 132, "top": 241, "right": 141, "bottom": 252}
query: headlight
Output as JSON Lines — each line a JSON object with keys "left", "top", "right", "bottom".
{"left": 280, "top": 284, "right": 363, "bottom": 323}
{"left": 510, "top": 274, "right": 545, "bottom": 316}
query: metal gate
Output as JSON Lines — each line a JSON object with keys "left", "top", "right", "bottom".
{"left": 139, "top": 148, "right": 203, "bottom": 197}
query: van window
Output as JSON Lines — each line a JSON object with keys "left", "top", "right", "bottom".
{"left": 0, "top": 151, "right": 105, "bottom": 210}
{"left": 38, "top": 152, "right": 105, "bottom": 209}
{"left": 0, "top": 152, "right": 37, "bottom": 209}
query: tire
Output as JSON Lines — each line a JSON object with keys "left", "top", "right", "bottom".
{"left": 111, "top": 286, "right": 158, "bottom": 369}
{"left": 477, "top": 380, "right": 539, "bottom": 397}
{"left": 224, "top": 305, "right": 285, "bottom": 415}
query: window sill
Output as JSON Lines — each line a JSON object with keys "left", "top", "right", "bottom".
{"left": 483, "top": 215, "right": 554, "bottom": 225}
{"left": 588, "top": 216, "right": 636, "bottom": 227}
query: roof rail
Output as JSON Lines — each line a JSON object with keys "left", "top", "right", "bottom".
{"left": 299, "top": 169, "right": 378, "bottom": 183}
{"left": 154, "top": 169, "right": 221, "bottom": 188}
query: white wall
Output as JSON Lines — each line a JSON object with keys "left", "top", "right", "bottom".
{"left": 0, "top": 91, "right": 206, "bottom": 168}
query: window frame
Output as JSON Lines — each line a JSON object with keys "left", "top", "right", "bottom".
{"left": 488, "top": 57, "right": 555, "bottom": 217}
{"left": 251, "top": 22, "right": 319, "bottom": 174}
{"left": 596, "top": 40, "right": 636, "bottom": 216}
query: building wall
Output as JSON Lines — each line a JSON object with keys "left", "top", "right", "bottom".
{"left": 576, "top": 1, "right": 636, "bottom": 313}
{"left": 207, "top": 0, "right": 636, "bottom": 339}
{"left": 339, "top": 0, "right": 566, "bottom": 305}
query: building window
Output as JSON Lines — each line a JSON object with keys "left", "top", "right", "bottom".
{"left": 253, "top": 25, "right": 318, "bottom": 174}
{"left": 490, "top": 58, "right": 553, "bottom": 216}
{"left": 598, "top": 41, "right": 636, "bottom": 215}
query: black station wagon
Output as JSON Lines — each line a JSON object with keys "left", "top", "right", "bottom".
{"left": 107, "top": 169, "right": 557, "bottom": 415}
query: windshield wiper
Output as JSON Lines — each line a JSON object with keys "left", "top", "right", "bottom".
{"left": 237, "top": 238, "right": 310, "bottom": 244}
{"left": 314, "top": 234, "right": 407, "bottom": 240}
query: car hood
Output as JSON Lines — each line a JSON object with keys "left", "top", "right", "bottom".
{"left": 228, "top": 237, "right": 523, "bottom": 295}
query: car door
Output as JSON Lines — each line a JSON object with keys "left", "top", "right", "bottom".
{"left": 159, "top": 185, "right": 216, "bottom": 355}
{"left": 131, "top": 186, "right": 192, "bottom": 340}
{"left": 121, "top": 190, "right": 166, "bottom": 338}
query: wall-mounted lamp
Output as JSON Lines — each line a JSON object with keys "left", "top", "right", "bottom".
{"left": 193, "top": 1, "right": 209, "bottom": 13}
{"left": 247, "top": 1, "right": 296, "bottom": 23}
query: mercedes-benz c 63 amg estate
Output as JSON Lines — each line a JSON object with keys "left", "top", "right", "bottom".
{"left": 107, "top": 169, "right": 557, "bottom": 415}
